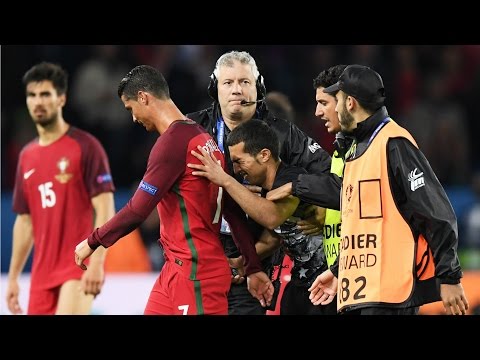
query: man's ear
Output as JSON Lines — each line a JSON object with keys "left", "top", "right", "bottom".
{"left": 138, "top": 91, "right": 148, "bottom": 104}
{"left": 58, "top": 94, "right": 66, "bottom": 108}
{"left": 346, "top": 95, "right": 354, "bottom": 111}
{"left": 259, "top": 148, "right": 271, "bottom": 163}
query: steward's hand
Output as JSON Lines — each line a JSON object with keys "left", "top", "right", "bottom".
{"left": 440, "top": 283, "right": 469, "bottom": 315}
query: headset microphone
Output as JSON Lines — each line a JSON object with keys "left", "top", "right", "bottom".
{"left": 240, "top": 100, "right": 262, "bottom": 106}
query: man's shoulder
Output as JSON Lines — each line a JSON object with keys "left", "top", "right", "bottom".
{"left": 264, "top": 111, "right": 300, "bottom": 135}
{"left": 275, "top": 163, "right": 307, "bottom": 185}
{"left": 20, "top": 137, "right": 39, "bottom": 154}
{"left": 67, "top": 126, "right": 103, "bottom": 146}
{"left": 68, "top": 126, "right": 96, "bottom": 139}
{"left": 186, "top": 106, "right": 213, "bottom": 124}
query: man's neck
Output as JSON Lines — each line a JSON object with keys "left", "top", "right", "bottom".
{"left": 263, "top": 160, "right": 281, "bottom": 190}
{"left": 157, "top": 99, "right": 186, "bottom": 134}
{"left": 354, "top": 108, "right": 371, "bottom": 126}
{"left": 222, "top": 115, "right": 246, "bottom": 131}
{"left": 221, "top": 107, "right": 256, "bottom": 131}
{"left": 37, "top": 118, "right": 69, "bottom": 146}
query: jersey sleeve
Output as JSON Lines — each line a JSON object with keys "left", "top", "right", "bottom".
{"left": 12, "top": 149, "right": 29, "bottom": 214}
{"left": 88, "top": 133, "right": 187, "bottom": 249}
{"left": 129, "top": 132, "right": 187, "bottom": 218}
{"left": 222, "top": 192, "right": 263, "bottom": 276}
{"left": 79, "top": 133, "right": 115, "bottom": 197}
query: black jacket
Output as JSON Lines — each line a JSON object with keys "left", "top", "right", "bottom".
{"left": 292, "top": 106, "right": 463, "bottom": 289}
{"left": 187, "top": 102, "right": 332, "bottom": 259}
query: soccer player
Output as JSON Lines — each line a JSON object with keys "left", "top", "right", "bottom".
{"left": 6, "top": 62, "right": 115, "bottom": 315}
{"left": 74, "top": 65, "right": 272, "bottom": 315}
{"left": 188, "top": 119, "right": 335, "bottom": 315}
{"left": 187, "top": 50, "right": 331, "bottom": 315}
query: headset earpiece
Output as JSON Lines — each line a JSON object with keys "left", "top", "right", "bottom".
{"left": 256, "top": 74, "right": 266, "bottom": 101}
{"left": 207, "top": 73, "right": 218, "bottom": 101}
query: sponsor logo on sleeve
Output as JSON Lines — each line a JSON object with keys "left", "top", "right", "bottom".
{"left": 139, "top": 180, "right": 158, "bottom": 195}
{"left": 97, "top": 173, "right": 113, "bottom": 184}
{"left": 408, "top": 168, "right": 425, "bottom": 191}
{"left": 308, "top": 142, "right": 321, "bottom": 153}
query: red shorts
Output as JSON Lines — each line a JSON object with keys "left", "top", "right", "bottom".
{"left": 28, "top": 286, "right": 61, "bottom": 315}
{"left": 144, "top": 261, "right": 231, "bottom": 315}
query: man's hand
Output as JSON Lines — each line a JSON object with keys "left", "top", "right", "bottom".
{"left": 266, "top": 182, "right": 293, "bottom": 201}
{"left": 440, "top": 283, "right": 469, "bottom": 315}
{"left": 308, "top": 268, "right": 337, "bottom": 306}
{"left": 244, "top": 184, "right": 262, "bottom": 195}
{"left": 188, "top": 145, "right": 230, "bottom": 187}
{"left": 228, "top": 256, "right": 245, "bottom": 284}
{"left": 80, "top": 261, "right": 105, "bottom": 296}
{"left": 74, "top": 239, "right": 94, "bottom": 271}
{"left": 297, "top": 204, "right": 326, "bottom": 236}
{"left": 296, "top": 220, "right": 322, "bottom": 235}
{"left": 247, "top": 271, "right": 274, "bottom": 307}
{"left": 6, "top": 280, "right": 23, "bottom": 314}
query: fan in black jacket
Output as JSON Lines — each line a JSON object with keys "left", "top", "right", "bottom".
{"left": 267, "top": 65, "right": 468, "bottom": 315}
{"left": 187, "top": 50, "right": 331, "bottom": 315}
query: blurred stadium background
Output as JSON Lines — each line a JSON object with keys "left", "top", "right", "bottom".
{"left": 2, "top": 45, "right": 479, "bottom": 314}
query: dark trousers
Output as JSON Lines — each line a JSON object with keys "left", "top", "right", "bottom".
{"left": 343, "top": 306, "right": 419, "bottom": 315}
{"left": 280, "top": 281, "right": 338, "bottom": 315}
{"left": 228, "top": 281, "right": 266, "bottom": 315}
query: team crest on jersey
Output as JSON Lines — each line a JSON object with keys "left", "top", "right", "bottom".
{"left": 345, "top": 184, "right": 353, "bottom": 202}
{"left": 55, "top": 157, "right": 73, "bottom": 184}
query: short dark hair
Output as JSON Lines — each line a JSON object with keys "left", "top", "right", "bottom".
{"left": 226, "top": 119, "right": 280, "bottom": 161}
{"left": 313, "top": 64, "right": 347, "bottom": 94}
{"left": 118, "top": 65, "right": 170, "bottom": 100}
{"left": 22, "top": 62, "right": 68, "bottom": 95}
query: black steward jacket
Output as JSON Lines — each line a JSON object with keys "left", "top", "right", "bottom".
{"left": 292, "top": 106, "right": 463, "bottom": 286}
{"left": 187, "top": 103, "right": 332, "bottom": 260}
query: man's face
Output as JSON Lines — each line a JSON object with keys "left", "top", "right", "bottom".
{"left": 121, "top": 94, "right": 155, "bottom": 132}
{"left": 26, "top": 80, "right": 65, "bottom": 127}
{"left": 229, "top": 142, "right": 267, "bottom": 187}
{"left": 216, "top": 61, "right": 257, "bottom": 120}
{"left": 315, "top": 87, "right": 341, "bottom": 134}
{"left": 336, "top": 91, "right": 355, "bottom": 132}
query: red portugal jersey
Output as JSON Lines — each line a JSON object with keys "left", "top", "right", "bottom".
{"left": 12, "top": 127, "right": 115, "bottom": 290}
{"left": 90, "top": 120, "right": 230, "bottom": 280}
